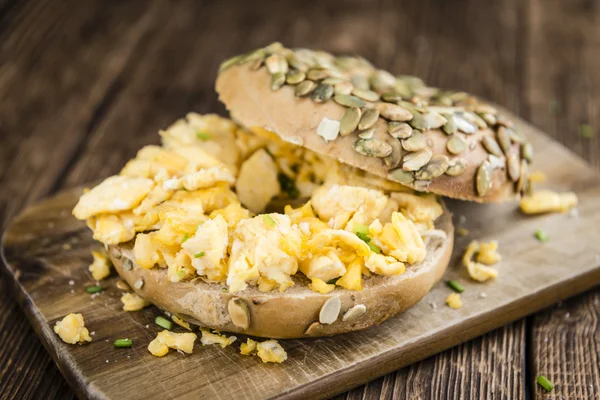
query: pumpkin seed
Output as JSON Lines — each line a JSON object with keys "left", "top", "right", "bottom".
{"left": 475, "top": 104, "right": 497, "bottom": 114}
{"left": 446, "top": 135, "right": 467, "bottom": 154}
{"left": 264, "top": 42, "right": 284, "bottom": 53}
{"left": 448, "top": 91, "right": 469, "bottom": 103}
{"left": 401, "top": 131, "right": 426, "bottom": 151}
{"left": 454, "top": 113, "right": 478, "bottom": 134}
{"left": 342, "top": 304, "right": 367, "bottom": 322}
{"left": 352, "top": 88, "right": 380, "bottom": 102}
{"left": 377, "top": 103, "right": 413, "bottom": 122}
{"left": 295, "top": 80, "right": 317, "bottom": 97}
{"left": 110, "top": 246, "right": 122, "bottom": 260}
{"left": 441, "top": 114, "right": 458, "bottom": 135}
{"left": 340, "top": 107, "right": 361, "bottom": 136}
{"left": 384, "top": 138, "right": 403, "bottom": 168}
{"left": 488, "top": 154, "right": 505, "bottom": 170}
{"left": 219, "top": 54, "right": 243, "bottom": 72}
{"left": 307, "top": 68, "right": 331, "bottom": 81}
{"left": 357, "top": 128, "right": 373, "bottom": 139}
{"left": 415, "top": 155, "right": 450, "bottom": 180}
{"left": 271, "top": 73, "right": 286, "bottom": 91}
{"left": 334, "top": 81, "right": 354, "bottom": 95}
{"left": 322, "top": 77, "right": 345, "bottom": 85}
{"left": 286, "top": 69, "right": 306, "bottom": 85}
{"left": 351, "top": 75, "right": 370, "bottom": 90}
{"left": 358, "top": 108, "right": 379, "bottom": 130}
{"left": 402, "top": 149, "right": 433, "bottom": 171}
{"left": 413, "top": 180, "right": 432, "bottom": 192}
{"left": 476, "top": 161, "right": 493, "bottom": 196}
{"left": 116, "top": 280, "right": 130, "bottom": 291}
{"left": 508, "top": 129, "right": 526, "bottom": 144}
{"left": 388, "top": 122, "right": 413, "bottom": 139}
{"left": 521, "top": 142, "right": 533, "bottom": 163}
{"left": 480, "top": 112, "right": 497, "bottom": 126}
{"left": 333, "top": 94, "right": 366, "bottom": 108}
{"left": 354, "top": 139, "right": 393, "bottom": 157}
{"left": 228, "top": 298, "right": 250, "bottom": 330}
{"left": 286, "top": 52, "right": 309, "bottom": 72}
{"left": 497, "top": 126, "right": 512, "bottom": 155}
{"left": 265, "top": 54, "right": 288, "bottom": 75}
{"left": 133, "top": 277, "right": 144, "bottom": 289}
{"left": 516, "top": 159, "right": 529, "bottom": 194}
{"left": 409, "top": 111, "right": 447, "bottom": 130}
{"left": 446, "top": 158, "right": 468, "bottom": 176}
{"left": 388, "top": 168, "right": 415, "bottom": 184}
{"left": 122, "top": 258, "right": 133, "bottom": 271}
{"left": 507, "top": 153, "right": 520, "bottom": 181}
{"left": 319, "top": 296, "right": 341, "bottom": 324}
{"left": 482, "top": 136, "right": 503, "bottom": 157}
{"left": 369, "top": 70, "right": 396, "bottom": 92}
{"left": 305, "top": 321, "right": 324, "bottom": 336}
{"left": 382, "top": 92, "right": 403, "bottom": 103}
{"left": 311, "top": 83, "right": 334, "bottom": 102}
{"left": 496, "top": 114, "right": 514, "bottom": 128}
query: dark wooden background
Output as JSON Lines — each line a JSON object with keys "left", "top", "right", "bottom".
{"left": 1, "top": 0, "right": 599, "bottom": 399}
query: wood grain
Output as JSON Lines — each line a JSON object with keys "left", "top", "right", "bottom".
{"left": 2, "top": 116, "right": 599, "bottom": 399}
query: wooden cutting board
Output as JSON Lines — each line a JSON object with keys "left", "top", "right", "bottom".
{"left": 2, "top": 118, "right": 600, "bottom": 400}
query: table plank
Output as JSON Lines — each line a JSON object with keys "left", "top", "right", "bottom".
{"left": 525, "top": 0, "right": 600, "bottom": 398}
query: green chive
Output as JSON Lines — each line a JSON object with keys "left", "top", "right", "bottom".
{"left": 263, "top": 215, "right": 276, "bottom": 227}
{"left": 155, "top": 316, "right": 173, "bottom": 330}
{"left": 447, "top": 280, "right": 465, "bottom": 293}
{"left": 86, "top": 285, "right": 103, "bottom": 294}
{"left": 367, "top": 242, "right": 381, "bottom": 254}
{"left": 177, "top": 270, "right": 185, "bottom": 278}
{"left": 356, "top": 232, "right": 371, "bottom": 243}
{"left": 114, "top": 338, "right": 132, "bottom": 348}
{"left": 221, "top": 287, "right": 228, "bottom": 292}
{"left": 536, "top": 376, "right": 554, "bottom": 392}
{"left": 534, "top": 229, "right": 549, "bottom": 242}
{"left": 353, "top": 223, "right": 369, "bottom": 235}
{"left": 196, "top": 131, "right": 211, "bottom": 140}
{"left": 194, "top": 252, "right": 205, "bottom": 258}
{"left": 580, "top": 124, "right": 594, "bottom": 139}
{"left": 182, "top": 233, "right": 189, "bottom": 242}
{"left": 278, "top": 173, "right": 300, "bottom": 199}
{"left": 327, "top": 277, "right": 340, "bottom": 285}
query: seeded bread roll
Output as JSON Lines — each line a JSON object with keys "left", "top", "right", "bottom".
{"left": 109, "top": 204, "right": 453, "bottom": 339}
{"left": 216, "top": 43, "right": 532, "bottom": 202}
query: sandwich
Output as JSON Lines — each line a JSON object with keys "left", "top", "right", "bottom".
{"left": 72, "top": 42, "right": 532, "bottom": 339}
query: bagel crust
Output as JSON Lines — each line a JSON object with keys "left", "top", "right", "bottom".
{"left": 109, "top": 203, "right": 453, "bottom": 339}
{"left": 216, "top": 43, "right": 533, "bottom": 203}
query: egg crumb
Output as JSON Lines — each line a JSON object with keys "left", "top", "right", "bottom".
{"left": 463, "top": 241, "right": 499, "bottom": 282}
{"left": 476, "top": 240, "right": 501, "bottom": 265}
{"left": 520, "top": 190, "right": 578, "bottom": 214}
{"left": 53, "top": 313, "right": 92, "bottom": 344}
{"left": 239, "top": 338, "right": 287, "bottom": 363}
{"left": 309, "top": 278, "right": 336, "bottom": 294}
{"left": 200, "top": 329, "right": 237, "bottom": 348}
{"left": 120, "top": 293, "right": 150, "bottom": 311}
{"left": 240, "top": 338, "right": 258, "bottom": 355}
{"left": 89, "top": 250, "right": 112, "bottom": 281}
{"left": 528, "top": 171, "right": 546, "bottom": 184}
{"left": 446, "top": 293, "right": 462, "bottom": 309}
{"left": 148, "top": 330, "right": 197, "bottom": 357}
{"left": 171, "top": 315, "right": 192, "bottom": 330}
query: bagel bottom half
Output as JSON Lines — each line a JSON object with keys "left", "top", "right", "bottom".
{"left": 108, "top": 202, "right": 453, "bottom": 339}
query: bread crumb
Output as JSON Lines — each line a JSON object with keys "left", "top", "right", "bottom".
{"left": 446, "top": 293, "right": 462, "bottom": 309}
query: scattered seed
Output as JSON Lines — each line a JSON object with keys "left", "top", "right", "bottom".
{"left": 464, "top": 112, "right": 487, "bottom": 129}
{"left": 340, "top": 107, "right": 362, "bottom": 136}
{"left": 446, "top": 158, "right": 468, "bottom": 176}
{"left": 388, "top": 168, "right": 415, "bottom": 185}
{"left": 352, "top": 88, "right": 380, "bottom": 102}
{"left": 354, "top": 139, "right": 393, "bottom": 157}
{"left": 446, "top": 135, "right": 467, "bottom": 154}
{"left": 86, "top": 285, "right": 103, "bottom": 294}
{"left": 388, "top": 122, "right": 413, "bottom": 139}
{"left": 482, "top": 136, "right": 503, "bottom": 157}
{"left": 487, "top": 154, "right": 505, "bottom": 169}
{"left": 333, "top": 94, "right": 366, "bottom": 108}
{"left": 286, "top": 69, "right": 306, "bottom": 85}
{"left": 342, "top": 304, "right": 367, "bottom": 322}
{"left": 271, "top": 72, "right": 286, "bottom": 91}
{"left": 294, "top": 80, "right": 316, "bottom": 97}
{"left": 311, "top": 83, "right": 334, "bottom": 102}
{"left": 358, "top": 108, "right": 379, "bottom": 130}
{"left": 377, "top": 103, "right": 413, "bottom": 122}
{"left": 319, "top": 296, "right": 341, "bottom": 324}
{"left": 476, "top": 161, "right": 493, "bottom": 196}
{"left": 402, "top": 149, "right": 433, "bottom": 171}
{"left": 228, "top": 298, "right": 250, "bottom": 330}
{"left": 322, "top": 77, "right": 345, "bottom": 85}
{"left": 413, "top": 180, "right": 432, "bottom": 191}
{"left": 401, "top": 131, "right": 427, "bottom": 151}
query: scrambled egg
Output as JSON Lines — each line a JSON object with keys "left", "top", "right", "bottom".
{"left": 73, "top": 113, "right": 445, "bottom": 295}
{"left": 89, "top": 250, "right": 111, "bottom": 281}
{"left": 53, "top": 313, "right": 92, "bottom": 344}
{"left": 446, "top": 293, "right": 462, "bottom": 309}
{"left": 239, "top": 338, "right": 287, "bottom": 363}
{"left": 121, "top": 293, "right": 150, "bottom": 311}
{"left": 463, "top": 240, "right": 499, "bottom": 282}
{"left": 200, "top": 329, "right": 237, "bottom": 348}
{"left": 148, "top": 330, "right": 197, "bottom": 357}
{"left": 520, "top": 190, "right": 578, "bottom": 214}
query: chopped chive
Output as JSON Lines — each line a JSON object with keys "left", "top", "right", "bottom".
{"left": 580, "top": 124, "right": 594, "bottom": 139}
{"left": 278, "top": 173, "right": 300, "bottom": 199}
{"left": 367, "top": 242, "right": 381, "bottom": 254}
{"left": 263, "top": 215, "right": 276, "bottom": 227}
{"left": 196, "top": 131, "right": 211, "bottom": 140}
{"left": 114, "top": 338, "right": 132, "bottom": 348}
{"left": 447, "top": 280, "right": 465, "bottom": 293}
{"left": 221, "top": 287, "right": 228, "bottom": 292}
{"left": 155, "top": 316, "right": 173, "bottom": 330}
{"left": 534, "top": 229, "right": 549, "bottom": 242}
{"left": 536, "top": 376, "right": 554, "bottom": 392}
{"left": 353, "top": 223, "right": 369, "bottom": 235}
{"left": 194, "top": 252, "right": 205, "bottom": 258}
{"left": 177, "top": 270, "right": 185, "bottom": 278}
{"left": 182, "top": 233, "right": 189, "bottom": 242}
{"left": 86, "top": 285, "right": 103, "bottom": 294}
{"left": 356, "top": 232, "right": 371, "bottom": 243}
{"left": 327, "top": 277, "right": 340, "bottom": 285}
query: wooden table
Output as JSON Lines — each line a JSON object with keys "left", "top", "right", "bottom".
{"left": 0, "top": 0, "right": 598, "bottom": 398}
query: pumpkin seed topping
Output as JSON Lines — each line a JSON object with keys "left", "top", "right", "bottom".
{"left": 409, "top": 111, "right": 447, "bottom": 130}
{"left": 507, "top": 153, "right": 521, "bottom": 181}
{"left": 476, "top": 161, "right": 493, "bottom": 196}
{"left": 265, "top": 54, "right": 289, "bottom": 75}
{"left": 352, "top": 88, "right": 380, "bottom": 102}
{"left": 446, "top": 135, "right": 467, "bottom": 154}
{"left": 388, "top": 122, "right": 413, "bottom": 139}
{"left": 442, "top": 114, "right": 458, "bottom": 135}
{"left": 497, "top": 127, "right": 512, "bottom": 155}
{"left": 381, "top": 92, "right": 404, "bottom": 103}
{"left": 334, "top": 94, "right": 366, "bottom": 108}
{"left": 415, "top": 155, "right": 450, "bottom": 180}
{"left": 307, "top": 68, "right": 331, "bottom": 81}
{"left": 294, "top": 80, "right": 316, "bottom": 97}
{"left": 358, "top": 127, "right": 375, "bottom": 139}
{"left": 401, "top": 131, "right": 427, "bottom": 151}
{"left": 342, "top": 304, "right": 367, "bottom": 322}
{"left": 377, "top": 103, "right": 413, "bottom": 122}
{"left": 340, "top": 107, "right": 362, "bottom": 136}
{"left": 358, "top": 108, "right": 379, "bottom": 130}
{"left": 388, "top": 168, "right": 415, "bottom": 184}
{"left": 402, "top": 149, "right": 433, "bottom": 171}
{"left": 454, "top": 113, "right": 478, "bottom": 134}
{"left": 311, "top": 83, "right": 334, "bottom": 102}
{"left": 482, "top": 136, "right": 503, "bottom": 157}
{"left": 384, "top": 138, "right": 403, "bottom": 168}
{"left": 228, "top": 298, "right": 250, "bottom": 330}
{"left": 270, "top": 72, "right": 286, "bottom": 91}
{"left": 319, "top": 296, "right": 341, "bottom": 324}
{"left": 334, "top": 81, "right": 354, "bottom": 95}
{"left": 446, "top": 158, "right": 468, "bottom": 176}
{"left": 354, "top": 139, "right": 393, "bottom": 157}
{"left": 286, "top": 69, "right": 306, "bottom": 85}
{"left": 521, "top": 143, "right": 533, "bottom": 163}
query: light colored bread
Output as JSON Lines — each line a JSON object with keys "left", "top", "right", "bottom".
{"left": 109, "top": 203, "right": 454, "bottom": 339}
{"left": 216, "top": 44, "right": 533, "bottom": 202}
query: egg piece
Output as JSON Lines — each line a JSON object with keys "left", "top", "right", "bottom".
{"left": 235, "top": 149, "right": 280, "bottom": 213}
{"left": 182, "top": 215, "right": 229, "bottom": 282}
{"left": 171, "top": 145, "right": 224, "bottom": 172}
{"left": 446, "top": 293, "right": 462, "bottom": 309}
{"left": 300, "top": 250, "right": 346, "bottom": 282}
{"left": 240, "top": 338, "right": 258, "bottom": 355}
{"left": 133, "top": 233, "right": 161, "bottom": 269}
{"left": 171, "top": 315, "right": 192, "bottom": 331}
{"left": 120, "top": 293, "right": 150, "bottom": 311}
{"left": 391, "top": 192, "right": 443, "bottom": 225}
{"left": 381, "top": 212, "right": 426, "bottom": 265}
{"left": 309, "top": 278, "right": 336, "bottom": 294}
{"left": 256, "top": 340, "right": 288, "bottom": 363}
{"left": 210, "top": 203, "right": 252, "bottom": 231}
{"left": 520, "top": 190, "right": 578, "bottom": 214}
{"left": 133, "top": 185, "right": 173, "bottom": 216}
{"left": 364, "top": 252, "right": 406, "bottom": 276}
{"left": 89, "top": 251, "right": 111, "bottom": 281}
{"left": 53, "top": 313, "right": 92, "bottom": 345}
{"left": 311, "top": 184, "right": 388, "bottom": 230}
{"left": 73, "top": 175, "right": 154, "bottom": 220}
{"left": 462, "top": 240, "right": 498, "bottom": 282}
{"left": 477, "top": 241, "right": 502, "bottom": 265}
{"left": 172, "top": 185, "right": 238, "bottom": 214}
{"left": 148, "top": 330, "right": 197, "bottom": 357}
{"left": 199, "top": 329, "right": 237, "bottom": 348}
{"left": 227, "top": 214, "right": 302, "bottom": 293}
{"left": 162, "top": 165, "right": 235, "bottom": 192}
{"left": 90, "top": 214, "right": 136, "bottom": 245}
{"left": 336, "top": 258, "right": 364, "bottom": 291}
{"left": 307, "top": 229, "right": 371, "bottom": 258}
{"left": 164, "top": 250, "right": 195, "bottom": 283}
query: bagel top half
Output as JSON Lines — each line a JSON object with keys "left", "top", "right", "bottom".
{"left": 216, "top": 42, "right": 533, "bottom": 203}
